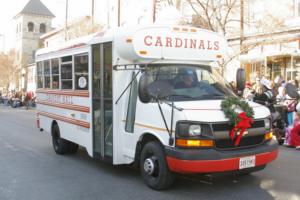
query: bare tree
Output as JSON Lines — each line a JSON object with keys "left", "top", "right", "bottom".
{"left": 185, "top": 0, "right": 240, "bottom": 36}
{"left": 0, "top": 50, "right": 19, "bottom": 91}
{"left": 66, "top": 16, "right": 103, "bottom": 40}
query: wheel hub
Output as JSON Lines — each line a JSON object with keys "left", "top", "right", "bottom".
{"left": 144, "top": 158, "right": 155, "bottom": 175}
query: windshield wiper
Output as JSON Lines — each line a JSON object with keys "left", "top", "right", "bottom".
{"left": 194, "top": 94, "right": 225, "bottom": 99}
{"left": 168, "top": 94, "right": 195, "bottom": 99}
{"left": 162, "top": 100, "right": 183, "bottom": 111}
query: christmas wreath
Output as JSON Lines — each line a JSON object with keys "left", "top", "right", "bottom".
{"left": 221, "top": 97, "right": 254, "bottom": 146}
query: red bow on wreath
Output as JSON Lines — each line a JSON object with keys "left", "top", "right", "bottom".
{"left": 229, "top": 112, "right": 253, "bottom": 146}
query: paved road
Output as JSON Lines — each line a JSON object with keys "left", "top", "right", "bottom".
{"left": 0, "top": 106, "right": 299, "bottom": 200}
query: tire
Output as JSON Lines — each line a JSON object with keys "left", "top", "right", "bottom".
{"left": 51, "top": 123, "right": 70, "bottom": 155}
{"left": 277, "top": 139, "right": 284, "bottom": 145}
{"left": 140, "top": 141, "right": 175, "bottom": 190}
{"left": 68, "top": 142, "right": 79, "bottom": 154}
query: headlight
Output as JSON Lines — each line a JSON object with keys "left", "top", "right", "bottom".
{"left": 176, "top": 122, "right": 212, "bottom": 138}
{"left": 189, "top": 124, "right": 201, "bottom": 136}
{"left": 264, "top": 118, "right": 271, "bottom": 130}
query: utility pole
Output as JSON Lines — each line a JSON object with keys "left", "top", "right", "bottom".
{"left": 92, "top": 0, "right": 95, "bottom": 28}
{"left": 118, "top": 0, "right": 121, "bottom": 27}
{"left": 65, "top": 0, "right": 69, "bottom": 41}
{"left": 107, "top": 0, "right": 110, "bottom": 28}
{"left": 240, "top": 0, "right": 244, "bottom": 53}
{"left": 153, "top": 0, "right": 157, "bottom": 23}
{"left": 0, "top": 34, "right": 5, "bottom": 52}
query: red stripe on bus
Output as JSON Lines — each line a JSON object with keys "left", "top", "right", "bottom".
{"left": 36, "top": 100, "right": 90, "bottom": 113}
{"left": 36, "top": 90, "right": 89, "bottom": 97}
{"left": 37, "top": 111, "right": 90, "bottom": 128}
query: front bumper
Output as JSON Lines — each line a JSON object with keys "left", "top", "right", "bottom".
{"left": 165, "top": 139, "right": 278, "bottom": 174}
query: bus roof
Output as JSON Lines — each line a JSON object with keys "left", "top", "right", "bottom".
{"left": 36, "top": 25, "right": 228, "bottom": 63}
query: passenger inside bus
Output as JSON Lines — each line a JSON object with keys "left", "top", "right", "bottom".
{"left": 145, "top": 65, "right": 234, "bottom": 101}
{"left": 174, "top": 69, "right": 197, "bottom": 89}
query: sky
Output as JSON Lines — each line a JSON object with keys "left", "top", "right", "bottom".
{"left": 0, "top": 0, "right": 107, "bottom": 52}
{"left": 0, "top": 0, "right": 183, "bottom": 52}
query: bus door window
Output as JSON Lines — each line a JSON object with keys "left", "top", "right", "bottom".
{"left": 103, "top": 43, "right": 113, "bottom": 157}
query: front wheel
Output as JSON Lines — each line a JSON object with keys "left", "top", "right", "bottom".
{"left": 140, "top": 141, "right": 175, "bottom": 190}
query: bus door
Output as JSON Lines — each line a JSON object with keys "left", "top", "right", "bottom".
{"left": 92, "top": 42, "right": 113, "bottom": 160}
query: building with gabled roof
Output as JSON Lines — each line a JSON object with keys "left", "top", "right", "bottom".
{"left": 13, "top": 0, "right": 54, "bottom": 92}
{"left": 15, "top": 0, "right": 55, "bottom": 18}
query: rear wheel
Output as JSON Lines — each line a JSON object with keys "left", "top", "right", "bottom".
{"left": 68, "top": 142, "right": 79, "bottom": 154}
{"left": 51, "top": 123, "right": 75, "bottom": 154}
{"left": 140, "top": 141, "right": 175, "bottom": 190}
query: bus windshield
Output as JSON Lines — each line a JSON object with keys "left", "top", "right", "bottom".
{"left": 144, "top": 64, "right": 236, "bottom": 101}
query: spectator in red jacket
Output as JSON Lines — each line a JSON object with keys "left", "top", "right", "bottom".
{"left": 286, "top": 106, "right": 300, "bottom": 149}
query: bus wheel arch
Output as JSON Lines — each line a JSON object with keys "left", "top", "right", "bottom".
{"left": 135, "top": 133, "right": 175, "bottom": 190}
{"left": 51, "top": 121, "right": 78, "bottom": 154}
{"left": 134, "top": 133, "right": 163, "bottom": 166}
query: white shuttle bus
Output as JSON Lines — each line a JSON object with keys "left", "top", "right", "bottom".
{"left": 36, "top": 25, "right": 278, "bottom": 190}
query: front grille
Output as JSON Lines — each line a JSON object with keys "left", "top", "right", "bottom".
{"left": 214, "top": 135, "right": 265, "bottom": 149}
{"left": 212, "top": 120, "right": 265, "bottom": 132}
{"left": 212, "top": 120, "right": 265, "bottom": 149}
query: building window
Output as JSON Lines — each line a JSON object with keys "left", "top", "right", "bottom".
{"left": 51, "top": 58, "right": 59, "bottom": 89}
{"left": 32, "top": 50, "right": 36, "bottom": 61}
{"left": 74, "top": 54, "right": 88, "bottom": 90}
{"left": 37, "top": 62, "right": 43, "bottom": 88}
{"left": 44, "top": 60, "right": 51, "bottom": 88}
{"left": 40, "top": 23, "right": 46, "bottom": 33}
{"left": 61, "top": 56, "right": 73, "bottom": 89}
{"left": 28, "top": 22, "right": 34, "bottom": 32}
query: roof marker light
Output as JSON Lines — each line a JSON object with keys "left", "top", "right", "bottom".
{"left": 126, "top": 38, "right": 132, "bottom": 43}
{"left": 182, "top": 28, "right": 188, "bottom": 32}
{"left": 139, "top": 50, "right": 147, "bottom": 55}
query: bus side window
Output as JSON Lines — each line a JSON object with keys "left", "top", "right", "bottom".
{"left": 61, "top": 56, "right": 73, "bottom": 90}
{"left": 37, "top": 61, "right": 44, "bottom": 89}
{"left": 75, "top": 54, "right": 88, "bottom": 90}
{"left": 125, "top": 72, "right": 138, "bottom": 133}
{"left": 51, "top": 58, "right": 59, "bottom": 89}
{"left": 44, "top": 60, "right": 51, "bottom": 89}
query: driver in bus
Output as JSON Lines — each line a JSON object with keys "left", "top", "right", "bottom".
{"left": 174, "top": 69, "right": 197, "bottom": 89}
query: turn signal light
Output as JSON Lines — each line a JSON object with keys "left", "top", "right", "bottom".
{"left": 264, "top": 132, "right": 273, "bottom": 141}
{"left": 176, "top": 139, "right": 214, "bottom": 147}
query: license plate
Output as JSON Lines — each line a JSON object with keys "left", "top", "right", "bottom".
{"left": 239, "top": 156, "right": 256, "bottom": 169}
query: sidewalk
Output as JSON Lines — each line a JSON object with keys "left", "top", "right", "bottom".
{"left": 0, "top": 104, "right": 36, "bottom": 111}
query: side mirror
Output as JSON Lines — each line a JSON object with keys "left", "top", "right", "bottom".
{"left": 138, "top": 72, "right": 152, "bottom": 103}
{"left": 236, "top": 68, "right": 246, "bottom": 91}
